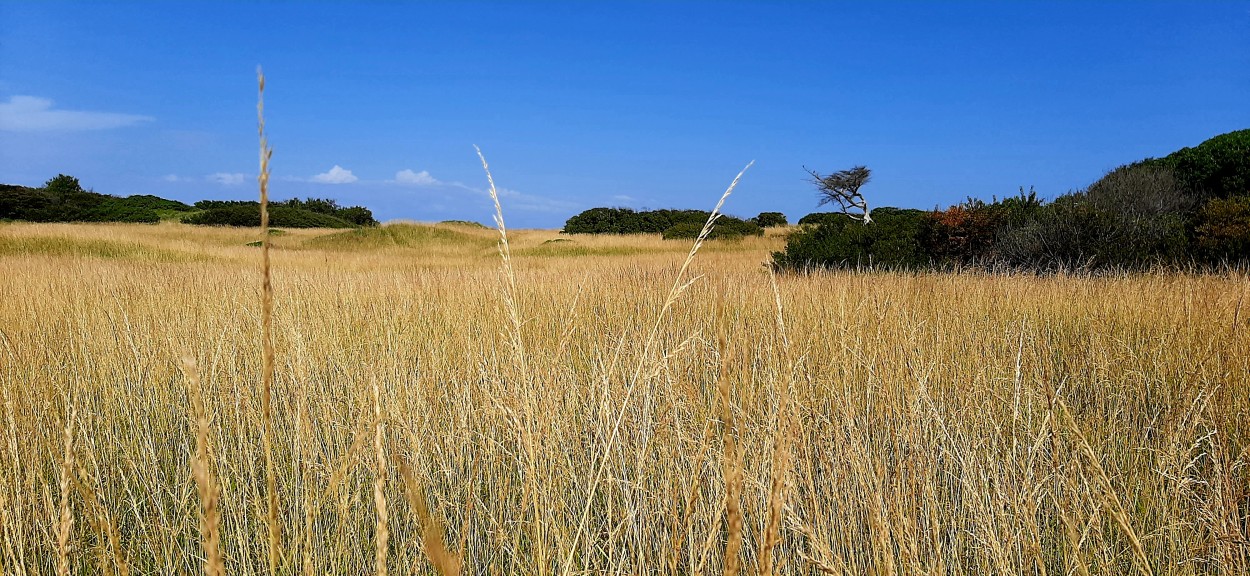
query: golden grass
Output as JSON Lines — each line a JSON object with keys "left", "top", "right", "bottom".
{"left": 0, "top": 214, "right": 1247, "bottom": 574}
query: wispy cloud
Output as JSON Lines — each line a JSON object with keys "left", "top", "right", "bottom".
{"left": 393, "top": 169, "right": 440, "bottom": 186}
{"left": 162, "top": 172, "right": 250, "bottom": 185}
{"left": 312, "top": 165, "right": 358, "bottom": 184}
{"left": 506, "top": 193, "right": 579, "bottom": 214}
{"left": 0, "top": 95, "right": 153, "bottom": 132}
{"left": 208, "top": 172, "right": 247, "bottom": 186}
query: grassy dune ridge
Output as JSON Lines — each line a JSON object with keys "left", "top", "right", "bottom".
{"left": 0, "top": 220, "right": 1247, "bottom": 574}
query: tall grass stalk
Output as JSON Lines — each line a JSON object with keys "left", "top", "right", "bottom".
{"left": 372, "top": 377, "right": 389, "bottom": 576}
{"left": 561, "top": 161, "right": 754, "bottom": 575}
{"left": 758, "top": 268, "right": 795, "bottom": 576}
{"left": 256, "top": 66, "right": 281, "bottom": 573}
{"left": 181, "top": 356, "right": 223, "bottom": 576}
{"left": 55, "top": 402, "right": 76, "bottom": 576}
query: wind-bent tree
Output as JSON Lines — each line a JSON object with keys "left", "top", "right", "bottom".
{"left": 806, "top": 165, "right": 873, "bottom": 223}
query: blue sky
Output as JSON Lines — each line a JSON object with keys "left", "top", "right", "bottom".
{"left": 1, "top": 1, "right": 1247, "bottom": 228}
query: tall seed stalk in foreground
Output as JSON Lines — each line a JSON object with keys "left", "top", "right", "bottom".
{"left": 256, "top": 66, "right": 281, "bottom": 573}
{"left": 718, "top": 336, "right": 743, "bottom": 576}
{"left": 474, "top": 145, "right": 527, "bottom": 375}
{"left": 400, "top": 462, "right": 462, "bottom": 576}
{"left": 475, "top": 145, "right": 547, "bottom": 574}
{"left": 55, "top": 402, "right": 77, "bottom": 576}
{"left": 372, "top": 377, "right": 389, "bottom": 576}
{"left": 758, "top": 268, "right": 796, "bottom": 576}
{"left": 562, "top": 161, "right": 754, "bottom": 576}
{"left": 181, "top": 356, "right": 223, "bottom": 576}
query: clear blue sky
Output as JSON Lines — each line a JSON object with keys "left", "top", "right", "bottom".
{"left": 2, "top": 1, "right": 1247, "bottom": 228}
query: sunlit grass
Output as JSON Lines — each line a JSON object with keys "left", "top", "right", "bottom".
{"left": 0, "top": 219, "right": 1246, "bottom": 575}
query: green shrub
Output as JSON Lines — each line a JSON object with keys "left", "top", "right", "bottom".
{"left": 1140, "top": 128, "right": 1250, "bottom": 201}
{"left": 1194, "top": 195, "right": 1250, "bottom": 262}
{"left": 0, "top": 184, "right": 56, "bottom": 221}
{"left": 1, "top": 176, "right": 375, "bottom": 227}
{"left": 750, "top": 211, "right": 788, "bottom": 227}
{"left": 184, "top": 198, "right": 375, "bottom": 228}
{"left": 562, "top": 206, "right": 755, "bottom": 236}
{"left": 661, "top": 217, "right": 762, "bottom": 240}
{"left": 774, "top": 207, "right": 928, "bottom": 270}
{"left": 797, "top": 212, "right": 844, "bottom": 226}
{"left": 120, "top": 194, "right": 193, "bottom": 212}
{"left": 183, "top": 205, "right": 356, "bottom": 228}
{"left": 0, "top": 177, "right": 164, "bottom": 223}
{"left": 993, "top": 191, "right": 1188, "bottom": 270}
{"left": 563, "top": 207, "right": 720, "bottom": 234}
{"left": 661, "top": 222, "right": 706, "bottom": 240}
{"left": 84, "top": 199, "right": 160, "bottom": 223}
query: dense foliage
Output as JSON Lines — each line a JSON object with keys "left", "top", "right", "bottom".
{"left": 563, "top": 207, "right": 761, "bottom": 239}
{"left": 1138, "top": 128, "right": 1250, "bottom": 200}
{"left": 750, "top": 211, "right": 788, "bottom": 227}
{"left": 184, "top": 198, "right": 377, "bottom": 228}
{"left": 774, "top": 208, "right": 929, "bottom": 270}
{"left": 1, "top": 175, "right": 192, "bottom": 224}
{"left": 1, "top": 175, "right": 378, "bottom": 229}
{"left": 777, "top": 129, "right": 1250, "bottom": 271}
{"left": 660, "top": 217, "right": 764, "bottom": 240}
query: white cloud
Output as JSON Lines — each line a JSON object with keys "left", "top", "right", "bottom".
{"left": 0, "top": 95, "right": 153, "bottom": 132}
{"left": 208, "top": 172, "right": 247, "bottom": 186}
{"left": 394, "top": 169, "right": 439, "bottom": 186}
{"left": 312, "top": 165, "right": 358, "bottom": 184}
{"left": 612, "top": 194, "right": 635, "bottom": 202}
{"left": 163, "top": 174, "right": 183, "bottom": 182}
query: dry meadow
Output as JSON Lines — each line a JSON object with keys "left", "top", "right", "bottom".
{"left": 0, "top": 218, "right": 1247, "bottom": 575}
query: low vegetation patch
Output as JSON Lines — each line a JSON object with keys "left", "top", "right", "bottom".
{"left": 777, "top": 129, "right": 1250, "bottom": 271}
{"left": 183, "top": 198, "right": 377, "bottom": 228}
{"left": 303, "top": 222, "right": 494, "bottom": 251}
{"left": 1, "top": 176, "right": 192, "bottom": 224}
{"left": 563, "top": 206, "right": 762, "bottom": 238}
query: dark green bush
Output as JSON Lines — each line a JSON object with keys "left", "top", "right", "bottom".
{"left": 333, "top": 206, "right": 378, "bottom": 227}
{"left": 0, "top": 184, "right": 55, "bottom": 221}
{"left": 661, "top": 222, "right": 706, "bottom": 240}
{"left": 774, "top": 208, "right": 928, "bottom": 270}
{"left": 988, "top": 164, "right": 1194, "bottom": 270}
{"left": 183, "top": 205, "right": 356, "bottom": 228}
{"left": 120, "top": 194, "right": 193, "bottom": 212}
{"left": 776, "top": 130, "right": 1248, "bottom": 273}
{"left": 750, "top": 211, "right": 788, "bottom": 227}
{"left": 797, "top": 212, "right": 844, "bottom": 226}
{"left": 2, "top": 176, "right": 377, "bottom": 228}
{"left": 661, "top": 217, "right": 762, "bottom": 240}
{"left": 1139, "top": 129, "right": 1250, "bottom": 201}
{"left": 563, "top": 207, "right": 757, "bottom": 236}
{"left": 1194, "top": 195, "right": 1250, "bottom": 262}
{"left": 0, "top": 176, "right": 163, "bottom": 223}
{"left": 84, "top": 199, "right": 160, "bottom": 223}
{"left": 564, "top": 207, "right": 701, "bottom": 234}
{"left": 993, "top": 191, "right": 1188, "bottom": 270}
{"left": 185, "top": 198, "right": 375, "bottom": 228}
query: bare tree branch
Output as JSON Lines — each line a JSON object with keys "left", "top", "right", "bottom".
{"left": 805, "top": 165, "right": 872, "bottom": 223}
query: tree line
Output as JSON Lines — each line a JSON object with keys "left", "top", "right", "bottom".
{"left": 776, "top": 128, "right": 1249, "bottom": 271}
{"left": 0, "top": 175, "right": 377, "bottom": 228}
{"left": 562, "top": 207, "right": 775, "bottom": 240}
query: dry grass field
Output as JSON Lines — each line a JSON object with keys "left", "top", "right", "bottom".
{"left": 1, "top": 216, "right": 1247, "bottom": 575}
